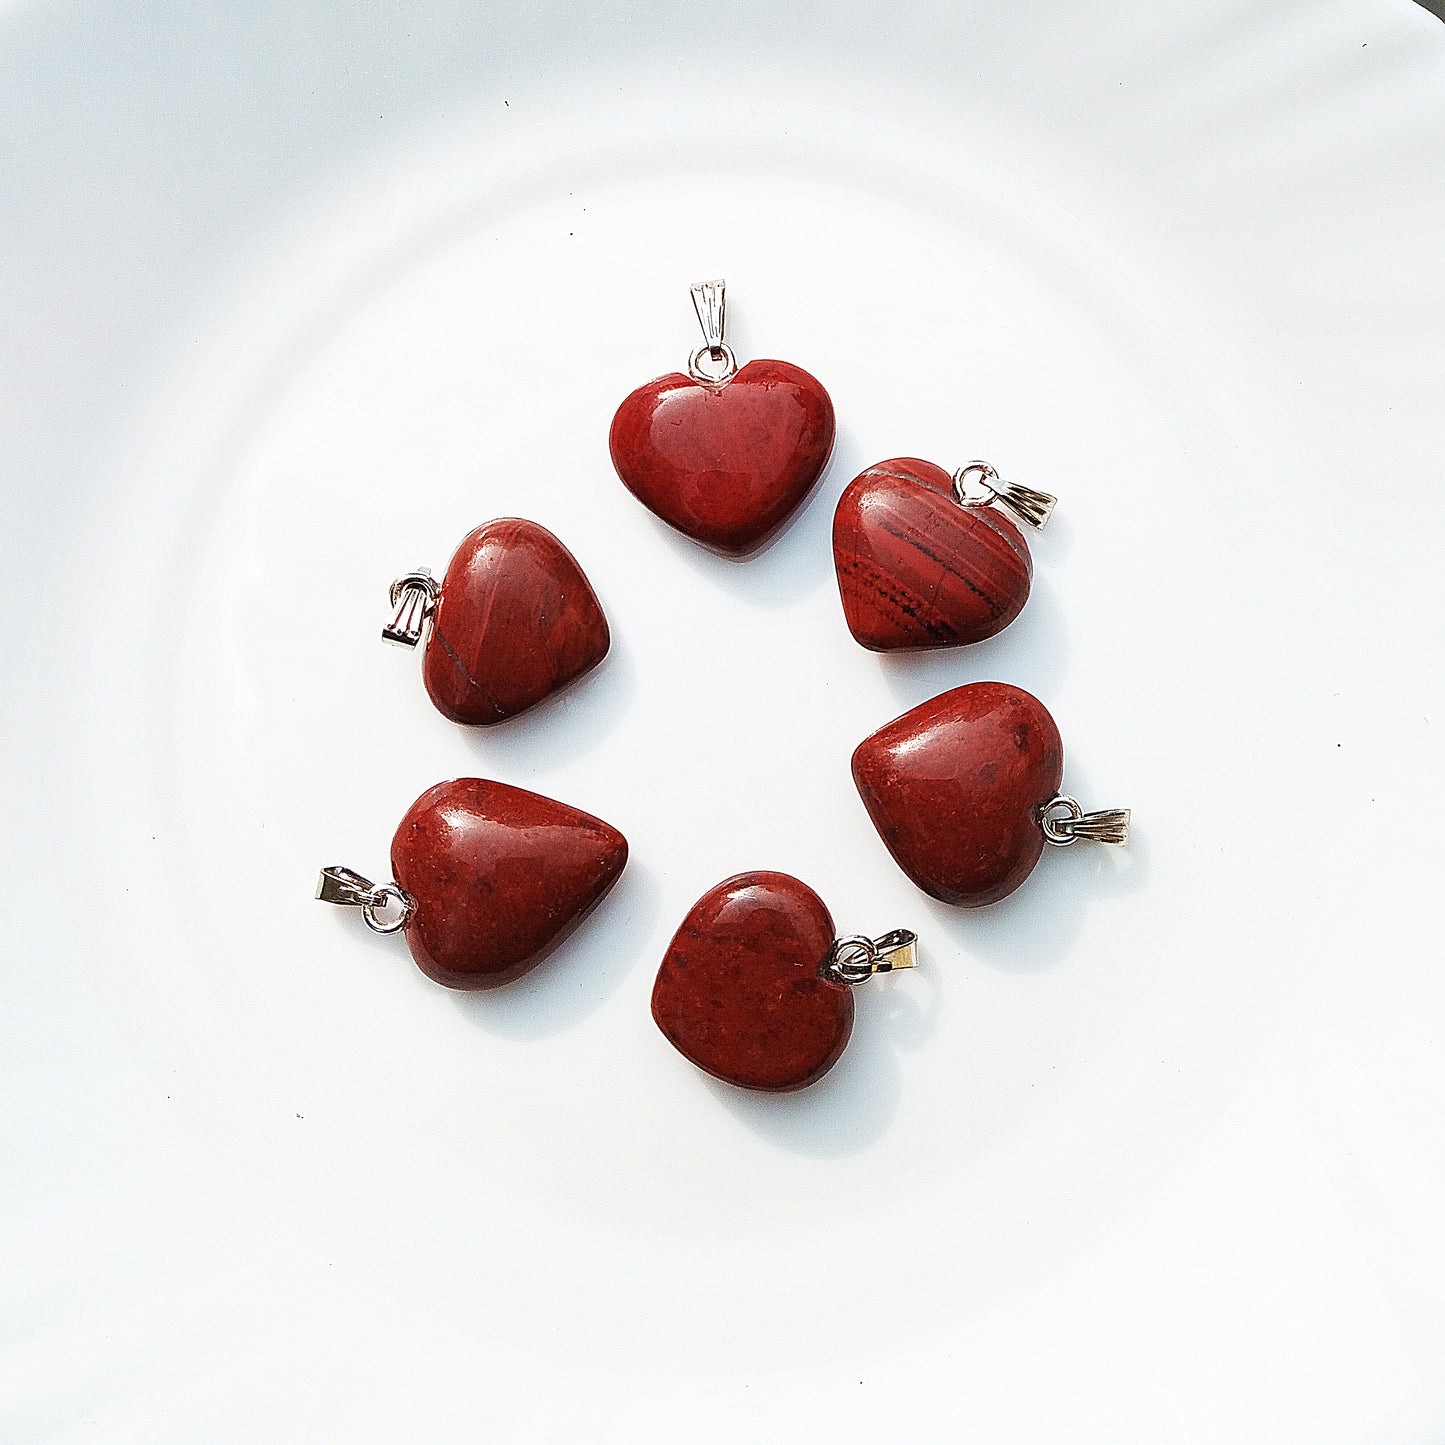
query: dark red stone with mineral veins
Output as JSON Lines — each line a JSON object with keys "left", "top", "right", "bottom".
{"left": 651, "top": 871, "right": 853, "bottom": 1092}
{"left": 832, "top": 457, "right": 1033, "bottom": 651}
{"left": 421, "top": 518, "right": 609, "bottom": 726}
{"left": 852, "top": 682, "right": 1064, "bottom": 908}
{"left": 609, "top": 360, "right": 835, "bottom": 557}
{"left": 390, "top": 778, "right": 627, "bottom": 989}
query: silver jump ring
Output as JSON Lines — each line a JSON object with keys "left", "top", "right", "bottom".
{"left": 951, "top": 460, "right": 999, "bottom": 506}
{"left": 824, "top": 934, "right": 877, "bottom": 985}
{"left": 688, "top": 343, "right": 738, "bottom": 385}
{"left": 1039, "top": 795, "right": 1085, "bottom": 846}
{"left": 362, "top": 884, "right": 415, "bottom": 934}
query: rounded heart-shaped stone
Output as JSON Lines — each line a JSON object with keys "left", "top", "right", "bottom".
{"left": 391, "top": 778, "right": 627, "bottom": 989}
{"left": 609, "top": 360, "right": 835, "bottom": 557}
{"left": 832, "top": 457, "right": 1032, "bottom": 651}
{"left": 422, "top": 518, "right": 609, "bottom": 725}
{"left": 852, "top": 682, "right": 1063, "bottom": 907}
{"left": 651, "top": 871, "right": 853, "bottom": 1092}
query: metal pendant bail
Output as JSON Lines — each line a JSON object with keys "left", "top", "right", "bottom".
{"left": 315, "top": 865, "right": 415, "bottom": 933}
{"left": 952, "top": 460, "right": 1057, "bottom": 530}
{"left": 823, "top": 928, "right": 920, "bottom": 985}
{"left": 383, "top": 567, "right": 440, "bottom": 648}
{"left": 687, "top": 278, "right": 738, "bottom": 384}
{"left": 1038, "top": 795, "right": 1132, "bottom": 847}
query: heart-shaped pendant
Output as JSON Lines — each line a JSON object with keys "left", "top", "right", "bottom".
{"left": 317, "top": 777, "right": 628, "bottom": 989}
{"left": 852, "top": 682, "right": 1130, "bottom": 907}
{"left": 833, "top": 457, "right": 1056, "bottom": 651}
{"left": 609, "top": 281, "right": 835, "bottom": 557}
{"left": 384, "top": 517, "right": 609, "bottom": 725}
{"left": 651, "top": 870, "right": 917, "bottom": 1091}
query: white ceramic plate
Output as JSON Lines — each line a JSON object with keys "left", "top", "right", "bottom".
{"left": 5, "top": 2, "right": 1445, "bottom": 1439}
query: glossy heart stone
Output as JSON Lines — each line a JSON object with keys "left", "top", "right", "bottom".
{"left": 391, "top": 777, "right": 627, "bottom": 989}
{"left": 422, "top": 518, "right": 609, "bottom": 725}
{"left": 651, "top": 871, "right": 853, "bottom": 1091}
{"left": 609, "top": 360, "right": 835, "bottom": 556}
{"left": 852, "top": 682, "right": 1063, "bottom": 907}
{"left": 832, "top": 457, "right": 1032, "bottom": 651}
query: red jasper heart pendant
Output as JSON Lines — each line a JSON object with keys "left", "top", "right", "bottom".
{"left": 318, "top": 778, "right": 628, "bottom": 990}
{"left": 651, "top": 871, "right": 917, "bottom": 1092}
{"left": 385, "top": 518, "right": 609, "bottom": 726}
{"left": 833, "top": 457, "right": 1034, "bottom": 650}
{"left": 608, "top": 281, "right": 835, "bottom": 557}
{"left": 852, "top": 682, "right": 1129, "bottom": 908}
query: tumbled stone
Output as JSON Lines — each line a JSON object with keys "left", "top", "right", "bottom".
{"left": 852, "top": 683, "right": 1063, "bottom": 907}
{"left": 609, "top": 360, "right": 835, "bottom": 557}
{"left": 391, "top": 777, "right": 627, "bottom": 988}
{"left": 422, "top": 518, "right": 609, "bottom": 725}
{"left": 651, "top": 871, "right": 853, "bottom": 1091}
{"left": 832, "top": 457, "right": 1032, "bottom": 651}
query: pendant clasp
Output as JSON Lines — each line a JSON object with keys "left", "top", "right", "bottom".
{"left": 952, "top": 460, "right": 1057, "bottom": 530}
{"left": 1038, "top": 795, "right": 1131, "bottom": 847}
{"left": 383, "top": 567, "right": 439, "bottom": 648}
{"left": 687, "top": 278, "right": 738, "bottom": 384}
{"left": 315, "top": 865, "right": 415, "bottom": 934}
{"left": 824, "top": 928, "right": 919, "bottom": 985}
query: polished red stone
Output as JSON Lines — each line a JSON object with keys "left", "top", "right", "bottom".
{"left": 609, "top": 360, "right": 835, "bottom": 557}
{"left": 852, "top": 682, "right": 1063, "bottom": 908}
{"left": 422, "top": 518, "right": 609, "bottom": 725}
{"left": 391, "top": 777, "right": 627, "bottom": 989}
{"left": 832, "top": 457, "right": 1032, "bottom": 651}
{"left": 651, "top": 871, "right": 853, "bottom": 1092}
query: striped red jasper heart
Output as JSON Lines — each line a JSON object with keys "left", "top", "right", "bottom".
{"left": 832, "top": 457, "right": 1033, "bottom": 651}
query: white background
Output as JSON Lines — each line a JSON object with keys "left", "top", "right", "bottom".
{"left": 3, "top": 1, "right": 1445, "bottom": 1439}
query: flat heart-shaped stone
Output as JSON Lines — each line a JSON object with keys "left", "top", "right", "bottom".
{"left": 651, "top": 871, "right": 852, "bottom": 1092}
{"left": 852, "top": 683, "right": 1063, "bottom": 907}
{"left": 422, "top": 518, "right": 609, "bottom": 725}
{"left": 609, "top": 360, "right": 835, "bottom": 557}
{"left": 832, "top": 457, "right": 1032, "bottom": 651}
{"left": 391, "top": 778, "right": 627, "bottom": 989}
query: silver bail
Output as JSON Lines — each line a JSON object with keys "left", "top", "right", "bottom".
{"left": 382, "top": 567, "right": 439, "bottom": 648}
{"left": 1039, "top": 795, "right": 1132, "bottom": 848}
{"left": 824, "top": 928, "right": 920, "bottom": 985}
{"left": 687, "top": 279, "right": 738, "bottom": 384}
{"left": 316, "top": 864, "right": 376, "bottom": 907}
{"left": 952, "top": 461, "right": 1057, "bottom": 530}
{"left": 690, "top": 278, "right": 727, "bottom": 351}
{"left": 315, "top": 865, "right": 415, "bottom": 934}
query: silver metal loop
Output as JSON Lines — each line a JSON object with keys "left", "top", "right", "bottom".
{"left": 1039, "top": 795, "right": 1132, "bottom": 848}
{"left": 362, "top": 884, "right": 415, "bottom": 934}
{"left": 688, "top": 342, "right": 738, "bottom": 385}
{"left": 951, "top": 460, "right": 1056, "bottom": 530}
{"left": 1039, "top": 795, "right": 1084, "bottom": 844}
{"left": 827, "top": 934, "right": 878, "bottom": 984}
{"left": 316, "top": 865, "right": 416, "bottom": 934}
{"left": 951, "top": 460, "right": 1001, "bottom": 505}
{"left": 822, "top": 928, "right": 919, "bottom": 985}
{"left": 383, "top": 567, "right": 439, "bottom": 648}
